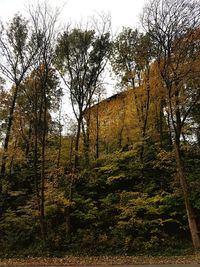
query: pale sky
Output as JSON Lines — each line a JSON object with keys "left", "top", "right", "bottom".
{"left": 0, "top": 0, "right": 148, "bottom": 119}
{"left": 0, "top": 0, "right": 147, "bottom": 32}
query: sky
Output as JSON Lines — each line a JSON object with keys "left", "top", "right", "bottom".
{"left": 0, "top": 0, "right": 148, "bottom": 119}
{"left": 0, "top": 0, "right": 147, "bottom": 32}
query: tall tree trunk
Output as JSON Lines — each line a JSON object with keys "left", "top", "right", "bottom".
{"left": 81, "top": 120, "right": 90, "bottom": 167}
{"left": 33, "top": 89, "right": 41, "bottom": 239}
{"left": 65, "top": 171, "right": 75, "bottom": 240}
{"left": 69, "top": 137, "right": 74, "bottom": 167}
{"left": 40, "top": 122, "right": 46, "bottom": 240}
{"left": 39, "top": 70, "right": 48, "bottom": 240}
{"left": 140, "top": 74, "right": 150, "bottom": 163}
{"left": 174, "top": 141, "right": 200, "bottom": 249}
{"left": 57, "top": 103, "right": 62, "bottom": 168}
{"left": 74, "top": 118, "right": 81, "bottom": 168}
{"left": 171, "top": 89, "right": 200, "bottom": 250}
{"left": 0, "top": 85, "right": 19, "bottom": 191}
{"left": 159, "top": 99, "right": 164, "bottom": 148}
{"left": 95, "top": 98, "right": 100, "bottom": 159}
{"left": 25, "top": 123, "right": 32, "bottom": 157}
{"left": 9, "top": 140, "right": 17, "bottom": 176}
{"left": 166, "top": 108, "right": 173, "bottom": 148}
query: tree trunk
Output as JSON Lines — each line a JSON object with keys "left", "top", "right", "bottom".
{"left": 33, "top": 89, "right": 42, "bottom": 239}
{"left": 174, "top": 141, "right": 200, "bottom": 249}
{"left": 40, "top": 136, "right": 46, "bottom": 241}
{"left": 171, "top": 89, "right": 200, "bottom": 249}
{"left": 25, "top": 123, "right": 32, "bottom": 157}
{"left": 57, "top": 105, "right": 62, "bottom": 168}
{"left": 81, "top": 120, "right": 90, "bottom": 167}
{"left": 0, "top": 85, "right": 19, "bottom": 191}
{"left": 159, "top": 99, "right": 164, "bottom": 148}
{"left": 74, "top": 118, "right": 81, "bottom": 168}
{"left": 39, "top": 70, "right": 48, "bottom": 241}
{"left": 140, "top": 74, "right": 150, "bottom": 163}
{"left": 95, "top": 97, "right": 100, "bottom": 159}
{"left": 65, "top": 172, "right": 74, "bottom": 240}
{"left": 69, "top": 137, "right": 74, "bottom": 167}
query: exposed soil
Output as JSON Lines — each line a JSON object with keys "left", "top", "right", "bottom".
{"left": 1, "top": 254, "right": 200, "bottom": 266}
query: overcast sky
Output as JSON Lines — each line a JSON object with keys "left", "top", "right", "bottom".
{"left": 0, "top": 0, "right": 147, "bottom": 32}
{"left": 0, "top": 0, "right": 148, "bottom": 118}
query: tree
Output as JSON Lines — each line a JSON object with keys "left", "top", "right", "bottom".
{"left": 55, "top": 22, "right": 112, "bottom": 168}
{"left": 111, "top": 28, "right": 156, "bottom": 161}
{"left": 2, "top": 2, "right": 61, "bottom": 239}
{"left": 142, "top": 0, "right": 200, "bottom": 249}
{"left": 0, "top": 15, "right": 42, "bottom": 224}
{"left": 0, "top": 77, "right": 7, "bottom": 141}
{"left": 27, "top": 2, "right": 60, "bottom": 240}
{"left": 0, "top": 14, "right": 41, "bottom": 191}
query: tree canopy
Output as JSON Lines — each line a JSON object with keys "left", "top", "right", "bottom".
{"left": 1, "top": 0, "right": 200, "bottom": 257}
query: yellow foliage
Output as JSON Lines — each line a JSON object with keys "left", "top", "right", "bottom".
{"left": 45, "top": 181, "right": 70, "bottom": 214}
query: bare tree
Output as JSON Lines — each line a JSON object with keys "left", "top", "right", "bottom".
{"left": 142, "top": 0, "right": 200, "bottom": 249}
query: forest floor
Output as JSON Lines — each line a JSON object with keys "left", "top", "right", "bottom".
{"left": 1, "top": 254, "right": 200, "bottom": 266}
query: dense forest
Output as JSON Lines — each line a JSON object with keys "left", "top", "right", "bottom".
{"left": 1, "top": 0, "right": 200, "bottom": 256}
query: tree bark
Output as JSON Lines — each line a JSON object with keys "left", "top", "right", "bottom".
{"left": 0, "top": 85, "right": 19, "bottom": 191}
{"left": 65, "top": 172, "right": 74, "bottom": 240}
{"left": 95, "top": 98, "right": 100, "bottom": 159}
{"left": 81, "top": 120, "right": 90, "bottom": 167}
{"left": 140, "top": 72, "right": 150, "bottom": 163}
{"left": 74, "top": 118, "right": 82, "bottom": 168}
{"left": 40, "top": 110, "right": 46, "bottom": 240}
{"left": 174, "top": 141, "right": 200, "bottom": 249}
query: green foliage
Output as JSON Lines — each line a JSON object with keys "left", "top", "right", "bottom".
{"left": 0, "top": 136, "right": 197, "bottom": 256}
{"left": 0, "top": 208, "right": 36, "bottom": 252}
{"left": 54, "top": 28, "right": 111, "bottom": 113}
{"left": 1, "top": 6, "right": 200, "bottom": 257}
